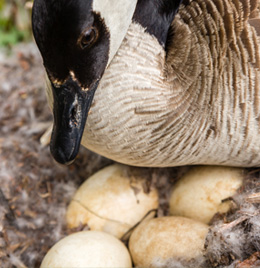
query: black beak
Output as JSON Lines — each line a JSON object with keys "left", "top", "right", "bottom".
{"left": 50, "top": 78, "right": 98, "bottom": 165}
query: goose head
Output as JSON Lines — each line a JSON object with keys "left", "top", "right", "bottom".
{"left": 32, "top": 0, "right": 137, "bottom": 164}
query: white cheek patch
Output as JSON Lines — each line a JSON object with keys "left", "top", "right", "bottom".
{"left": 92, "top": 0, "right": 137, "bottom": 66}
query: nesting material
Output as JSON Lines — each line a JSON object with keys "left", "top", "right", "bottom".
{"left": 169, "top": 166, "right": 244, "bottom": 224}
{"left": 2, "top": 42, "right": 260, "bottom": 268}
{"left": 129, "top": 216, "right": 209, "bottom": 267}
{"left": 66, "top": 164, "right": 158, "bottom": 238}
{"left": 40, "top": 231, "right": 132, "bottom": 268}
{"left": 205, "top": 170, "right": 260, "bottom": 267}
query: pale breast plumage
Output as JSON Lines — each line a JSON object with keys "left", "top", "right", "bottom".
{"left": 81, "top": 0, "right": 260, "bottom": 167}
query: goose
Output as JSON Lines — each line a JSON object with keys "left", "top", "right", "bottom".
{"left": 32, "top": 0, "right": 260, "bottom": 167}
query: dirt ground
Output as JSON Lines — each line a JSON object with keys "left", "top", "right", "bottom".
{"left": 1, "top": 43, "right": 260, "bottom": 267}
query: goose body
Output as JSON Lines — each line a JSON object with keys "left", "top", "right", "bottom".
{"left": 33, "top": 0, "right": 260, "bottom": 167}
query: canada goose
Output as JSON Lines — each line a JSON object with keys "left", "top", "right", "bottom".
{"left": 32, "top": 0, "right": 260, "bottom": 167}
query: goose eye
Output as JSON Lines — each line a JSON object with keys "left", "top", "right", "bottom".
{"left": 79, "top": 27, "right": 97, "bottom": 49}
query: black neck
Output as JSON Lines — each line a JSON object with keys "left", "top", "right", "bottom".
{"left": 133, "top": 0, "right": 183, "bottom": 48}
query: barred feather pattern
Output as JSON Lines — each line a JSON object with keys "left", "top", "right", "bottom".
{"left": 80, "top": 0, "right": 260, "bottom": 167}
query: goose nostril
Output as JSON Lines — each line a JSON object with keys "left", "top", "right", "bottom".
{"left": 69, "top": 103, "right": 79, "bottom": 128}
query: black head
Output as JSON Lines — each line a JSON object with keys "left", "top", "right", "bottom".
{"left": 32, "top": 0, "right": 110, "bottom": 164}
{"left": 32, "top": 0, "right": 110, "bottom": 88}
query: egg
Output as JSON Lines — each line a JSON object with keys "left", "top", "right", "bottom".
{"left": 66, "top": 164, "right": 158, "bottom": 238}
{"left": 169, "top": 166, "right": 244, "bottom": 224}
{"left": 129, "top": 216, "right": 209, "bottom": 267}
{"left": 40, "top": 231, "right": 132, "bottom": 267}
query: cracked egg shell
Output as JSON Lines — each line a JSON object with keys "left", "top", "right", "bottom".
{"left": 129, "top": 216, "right": 209, "bottom": 267}
{"left": 66, "top": 164, "right": 158, "bottom": 238}
{"left": 169, "top": 166, "right": 244, "bottom": 224}
{"left": 40, "top": 231, "right": 132, "bottom": 268}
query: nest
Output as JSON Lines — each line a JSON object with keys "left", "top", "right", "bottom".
{"left": 1, "top": 43, "right": 260, "bottom": 268}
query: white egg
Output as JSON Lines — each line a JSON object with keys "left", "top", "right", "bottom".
{"left": 40, "top": 231, "right": 132, "bottom": 268}
{"left": 169, "top": 166, "right": 244, "bottom": 224}
{"left": 129, "top": 216, "right": 209, "bottom": 267}
{"left": 66, "top": 164, "right": 158, "bottom": 238}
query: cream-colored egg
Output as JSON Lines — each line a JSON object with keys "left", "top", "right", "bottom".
{"left": 66, "top": 164, "right": 158, "bottom": 238}
{"left": 40, "top": 231, "right": 132, "bottom": 268}
{"left": 169, "top": 166, "right": 244, "bottom": 224}
{"left": 129, "top": 216, "right": 208, "bottom": 267}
